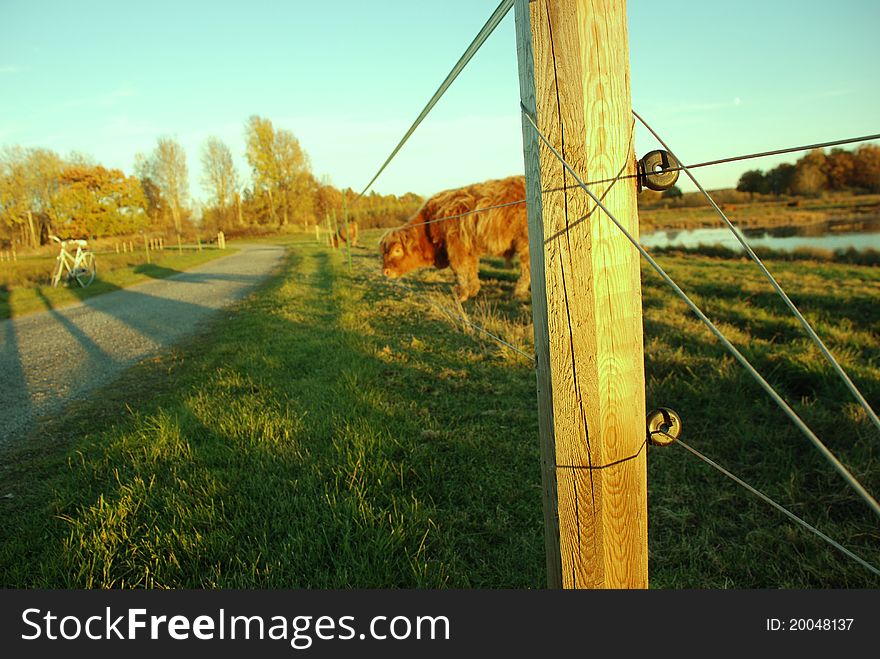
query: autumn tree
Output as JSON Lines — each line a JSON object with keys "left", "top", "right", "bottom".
{"left": 244, "top": 116, "right": 313, "bottom": 227}
{"left": 53, "top": 165, "right": 147, "bottom": 237}
{"left": 852, "top": 145, "right": 880, "bottom": 192}
{"left": 825, "top": 148, "right": 858, "bottom": 190}
{"left": 201, "top": 136, "right": 240, "bottom": 230}
{"left": 0, "top": 146, "right": 67, "bottom": 246}
{"left": 136, "top": 137, "right": 189, "bottom": 233}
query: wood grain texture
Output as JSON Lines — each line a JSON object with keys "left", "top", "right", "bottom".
{"left": 518, "top": 0, "right": 647, "bottom": 588}
{"left": 515, "top": 0, "right": 563, "bottom": 589}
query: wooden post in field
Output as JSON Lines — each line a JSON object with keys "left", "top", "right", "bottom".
{"left": 178, "top": 234, "right": 183, "bottom": 254}
{"left": 342, "top": 194, "right": 352, "bottom": 273}
{"left": 11, "top": 243, "right": 16, "bottom": 262}
{"left": 515, "top": 0, "right": 648, "bottom": 588}
{"left": 315, "top": 224, "right": 320, "bottom": 243}
{"left": 197, "top": 236, "right": 202, "bottom": 252}
{"left": 143, "top": 235, "right": 151, "bottom": 264}
{"left": 330, "top": 209, "right": 339, "bottom": 250}
{"left": 116, "top": 242, "right": 120, "bottom": 254}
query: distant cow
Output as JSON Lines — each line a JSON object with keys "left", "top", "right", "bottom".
{"left": 332, "top": 221, "right": 358, "bottom": 248}
{"left": 380, "top": 176, "right": 529, "bottom": 301}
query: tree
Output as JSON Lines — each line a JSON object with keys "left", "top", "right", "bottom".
{"left": 244, "top": 116, "right": 279, "bottom": 224}
{"left": 853, "top": 145, "right": 880, "bottom": 192}
{"left": 736, "top": 169, "right": 768, "bottom": 195}
{"left": 201, "top": 137, "right": 240, "bottom": 229}
{"left": 137, "top": 137, "right": 189, "bottom": 233}
{"left": 0, "top": 146, "right": 65, "bottom": 245}
{"left": 825, "top": 148, "right": 857, "bottom": 190}
{"left": 244, "top": 115, "right": 313, "bottom": 227}
{"left": 765, "top": 163, "right": 795, "bottom": 196}
{"left": 52, "top": 165, "right": 147, "bottom": 237}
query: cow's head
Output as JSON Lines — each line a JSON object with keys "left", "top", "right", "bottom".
{"left": 380, "top": 223, "right": 444, "bottom": 278}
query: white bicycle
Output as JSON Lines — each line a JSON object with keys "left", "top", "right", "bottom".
{"left": 50, "top": 235, "right": 96, "bottom": 288}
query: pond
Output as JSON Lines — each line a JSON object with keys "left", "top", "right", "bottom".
{"left": 640, "top": 216, "right": 880, "bottom": 253}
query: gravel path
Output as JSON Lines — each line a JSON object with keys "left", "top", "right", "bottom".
{"left": 0, "top": 243, "right": 285, "bottom": 446}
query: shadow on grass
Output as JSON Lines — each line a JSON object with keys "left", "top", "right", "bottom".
{"left": 0, "top": 247, "right": 545, "bottom": 588}
{"left": 133, "top": 263, "right": 184, "bottom": 279}
{"left": 1, "top": 245, "right": 877, "bottom": 589}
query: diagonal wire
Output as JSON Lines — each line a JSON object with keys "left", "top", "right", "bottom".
{"left": 521, "top": 105, "right": 880, "bottom": 518}
{"left": 380, "top": 131, "right": 880, "bottom": 235}
{"left": 387, "top": 277, "right": 535, "bottom": 363}
{"left": 634, "top": 110, "right": 880, "bottom": 437}
{"left": 673, "top": 437, "right": 880, "bottom": 578}
{"left": 353, "top": 0, "right": 513, "bottom": 205}
{"left": 542, "top": 131, "right": 880, "bottom": 193}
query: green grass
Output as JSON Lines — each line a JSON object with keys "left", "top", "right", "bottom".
{"left": 0, "top": 248, "right": 233, "bottom": 320}
{"left": 0, "top": 235, "right": 877, "bottom": 588}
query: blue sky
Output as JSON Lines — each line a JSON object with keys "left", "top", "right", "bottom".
{"left": 1, "top": 0, "right": 878, "bottom": 202}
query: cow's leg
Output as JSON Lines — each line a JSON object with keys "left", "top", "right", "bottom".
{"left": 447, "top": 241, "right": 481, "bottom": 301}
{"left": 513, "top": 241, "right": 531, "bottom": 299}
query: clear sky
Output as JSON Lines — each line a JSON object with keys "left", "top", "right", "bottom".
{"left": 1, "top": 0, "right": 878, "bottom": 202}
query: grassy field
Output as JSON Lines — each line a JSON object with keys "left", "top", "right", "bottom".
{"left": 0, "top": 231, "right": 877, "bottom": 588}
{"left": 0, "top": 248, "right": 233, "bottom": 320}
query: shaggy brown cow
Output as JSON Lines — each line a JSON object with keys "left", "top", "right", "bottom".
{"left": 332, "top": 221, "right": 358, "bottom": 248}
{"left": 380, "top": 176, "right": 529, "bottom": 301}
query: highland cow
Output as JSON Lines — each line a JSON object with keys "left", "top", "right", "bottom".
{"left": 332, "top": 221, "right": 358, "bottom": 248}
{"left": 379, "top": 176, "right": 529, "bottom": 301}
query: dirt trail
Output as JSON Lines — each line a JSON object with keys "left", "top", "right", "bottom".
{"left": 0, "top": 243, "right": 285, "bottom": 446}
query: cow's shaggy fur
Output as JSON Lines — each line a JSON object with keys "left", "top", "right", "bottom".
{"left": 332, "top": 221, "right": 358, "bottom": 248}
{"left": 379, "top": 176, "right": 529, "bottom": 301}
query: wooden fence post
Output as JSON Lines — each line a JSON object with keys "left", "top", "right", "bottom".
{"left": 178, "top": 234, "right": 183, "bottom": 254}
{"left": 197, "top": 236, "right": 202, "bottom": 252}
{"left": 343, "top": 195, "right": 352, "bottom": 272}
{"left": 143, "top": 235, "right": 151, "bottom": 264}
{"left": 515, "top": 0, "right": 648, "bottom": 589}
{"left": 330, "top": 209, "right": 339, "bottom": 250}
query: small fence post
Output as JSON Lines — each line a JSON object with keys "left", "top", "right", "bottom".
{"left": 197, "top": 236, "right": 202, "bottom": 252}
{"left": 11, "top": 243, "right": 16, "bottom": 262}
{"left": 143, "top": 235, "right": 151, "bottom": 264}
{"left": 330, "top": 209, "right": 339, "bottom": 250}
{"left": 178, "top": 234, "right": 183, "bottom": 254}
{"left": 343, "top": 195, "right": 352, "bottom": 272}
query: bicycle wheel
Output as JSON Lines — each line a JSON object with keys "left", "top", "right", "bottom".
{"left": 73, "top": 251, "right": 96, "bottom": 287}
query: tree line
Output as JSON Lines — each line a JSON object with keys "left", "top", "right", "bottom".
{"left": 736, "top": 144, "right": 880, "bottom": 196}
{"left": 0, "top": 115, "right": 424, "bottom": 247}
